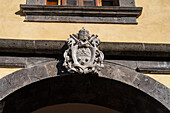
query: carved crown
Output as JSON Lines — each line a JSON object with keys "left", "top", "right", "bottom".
{"left": 78, "top": 27, "right": 90, "bottom": 40}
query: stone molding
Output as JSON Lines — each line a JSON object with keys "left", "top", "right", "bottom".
{"left": 0, "top": 39, "right": 170, "bottom": 58}
{"left": 23, "top": 0, "right": 141, "bottom": 24}
{"left": 0, "top": 60, "right": 169, "bottom": 112}
{"left": 1, "top": 57, "right": 170, "bottom": 74}
{"left": 0, "top": 57, "right": 55, "bottom": 68}
{"left": 20, "top": 5, "right": 142, "bottom": 24}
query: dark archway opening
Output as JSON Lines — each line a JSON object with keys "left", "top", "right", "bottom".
{"left": 32, "top": 103, "right": 120, "bottom": 113}
{"left": 1, "top": 75, "right": 169, "bottom": 113}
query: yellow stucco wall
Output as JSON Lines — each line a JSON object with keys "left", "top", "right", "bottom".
{"left": 0, "top": 68, "right": 22, "bottom": 79}
{"left": 146, "top": 74, "right": 170, "bottom": 88}
{"left": 0, "top": 0, "right": 170, "bottom": 43}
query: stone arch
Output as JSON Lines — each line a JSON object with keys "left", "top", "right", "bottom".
{"left": 0, "top": 60, "right": 169, "bottom": 112}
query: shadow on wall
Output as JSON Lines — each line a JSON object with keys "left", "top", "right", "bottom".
{"left": 15, "top": 10, "right": 24, "bottom": 16}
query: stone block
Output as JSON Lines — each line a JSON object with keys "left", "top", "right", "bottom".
{"left": 105, "top": 60, "right": 137, "bottom": 70}
{"left": 1, "top": 69, "right": 31, "bottom": 99}
{"left": 151, "top": 82, "right": 170, "bottom": 108}
{"left": 26, "top": 57, "right": 55, "bottom": 67}
{"left": 27, "top": 65, "right": 48, "bottom": 82}
{"left": 133, "top": 73, "right": 157, "bottom": 93}
{"left": 113, "top": 65, "right": 137, "bottom": 84}
{"left": 0, "top": 78, "right": 9, "bottom": 99}
{"left": 45, "top": 61, "right": 59, "bottom": 77}
{"left": 0, "top": 39, "right": 35, "bottom": 53}
{"left": 99, "top": 64, "right": 117, "bottom": 79}
{"left": 137, "top": 61, "right": 162, "bottom": 69}
{"left": 34, "top": 40, "right": 65, "bottom": 54}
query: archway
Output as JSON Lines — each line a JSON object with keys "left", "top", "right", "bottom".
{"left": 32, "top": 103, "right": 120, "bottom": 113}
{"left": 0, "top": 61, "right": 169, "bottom": 112}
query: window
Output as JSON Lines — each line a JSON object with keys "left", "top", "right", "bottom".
{"left": 46, "top": 0, "right": 58, "bottom": 5}
{"left": 20, "top": 0, "right": 142, "bottom": 24}
{"left": 102, "top": 0, "right": 119, "bottom": 6}
{"left": 62, "top": 0, "right": 96, "bottom": 6}
{"left": 46, "top": 0, "right": 119, "bottom": 6}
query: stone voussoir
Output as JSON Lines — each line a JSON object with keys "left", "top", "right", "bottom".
{"left": 0, "top": 60, "right": 169, "bottom": 110}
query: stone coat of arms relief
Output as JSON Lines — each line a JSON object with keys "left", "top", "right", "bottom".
{"left": 63, "top": 27, "right": 104, "bottom": 74}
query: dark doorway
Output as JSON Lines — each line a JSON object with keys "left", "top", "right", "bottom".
{"left": 1, "top": 75, "right": 169, "bottom": 113}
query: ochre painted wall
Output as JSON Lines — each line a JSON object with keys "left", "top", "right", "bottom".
{"left": 0, "top": 68, "right": 22, "bottom": 79}
{"left": 146, "top": 74, "right": 170, "bottom": 88}
{"left": 0, "top": 0, "right": 170, "bottom": 43}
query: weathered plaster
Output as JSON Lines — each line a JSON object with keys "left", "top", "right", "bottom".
{"left": 0, "top": 0, "right": 170, "bottom": 43}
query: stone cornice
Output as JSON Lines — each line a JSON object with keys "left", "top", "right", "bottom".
{"left": 0, "top": 39, "right": 170, "bottom": 58}
{"left": 20, "top": 5, "right": 142, "bottom": 24}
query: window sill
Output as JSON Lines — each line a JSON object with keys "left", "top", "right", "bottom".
{"left": 20, "top": 5, "right": 142, "bottom": 24}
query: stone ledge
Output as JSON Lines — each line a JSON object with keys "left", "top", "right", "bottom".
{"left": 0, "top": 57, "right": 55, "bottom": 68}
{"left": 20, "top": 5, "right": 142, "bottom": 24}
{"left": 0, "top": 39, "right": 170, "bottom": 58}
{"left": 136, "top": 67, "right": 170, "bottom": 74}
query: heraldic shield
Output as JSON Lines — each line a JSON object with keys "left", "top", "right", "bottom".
{"left": 63, "top": 27, "right": 104, "bottom": 74}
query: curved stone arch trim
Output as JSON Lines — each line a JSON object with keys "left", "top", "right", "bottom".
{"left": 0, "top": 60, "right": 169, "bottom": 111}
{"left": 99, "top": 62, "right": 170, "bottom": 110}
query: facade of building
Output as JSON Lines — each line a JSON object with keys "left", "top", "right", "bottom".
{"left": 0, "top": 0, "right": 170, "bottom": 112}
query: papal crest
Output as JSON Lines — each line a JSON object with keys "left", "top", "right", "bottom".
{"left": 63, "top": 27, "right": 104, "bottom": 74}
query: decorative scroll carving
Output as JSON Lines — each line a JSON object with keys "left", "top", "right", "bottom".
{"left": 63, "top": 27, "right": 104, "bottom": 74}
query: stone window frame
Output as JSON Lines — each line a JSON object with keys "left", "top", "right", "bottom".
{"left": 20, "top": 0, "right": 143, "bottom": 24}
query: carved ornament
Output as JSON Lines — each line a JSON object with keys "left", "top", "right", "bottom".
{"left": 63, "top": 27, "right": 104, "bottom": 74}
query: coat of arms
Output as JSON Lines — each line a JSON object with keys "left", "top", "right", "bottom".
{"left": 63, "top": 27, "right": 104, "bottom": 74}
